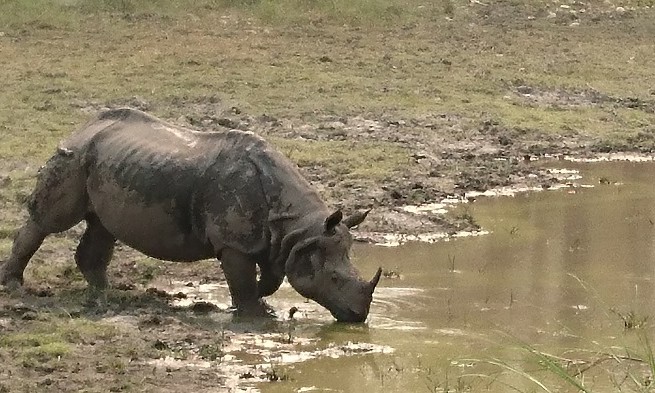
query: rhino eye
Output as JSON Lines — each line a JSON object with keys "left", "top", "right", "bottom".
{"left": 331, "top": 272, "right": 338, "bottom": 283}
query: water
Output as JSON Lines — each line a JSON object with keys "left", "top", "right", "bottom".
{"left": 258, "top": 160, "right": 655, "bottom": 393}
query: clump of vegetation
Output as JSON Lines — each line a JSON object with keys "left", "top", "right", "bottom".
{"left": 266, "top": 364, "right": 291, "bottom": 382}
{"left": 275, "top": 138, "right": 412, "bottom": 181}
{"left": 612, "top": 309, "right": 650, "bottom": 330}
{"left": 0, "top": 318, "right": 118, "bottom": 366}
{"left": 426, "top": 277, "right": 655, "bottom": 392}
{"left": 460, "top": 332, "right": 655, "bottom": 393}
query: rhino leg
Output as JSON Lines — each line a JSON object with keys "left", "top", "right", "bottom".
{"left": 257, "top": 263, "right": 284, "bottom": 298}
{"left": 0, "top": 220, "right": 47, "bottom": 288}
{"left": 75, "top": 214, "right": 115, "bottom": 296}
{"left": 219, "top": 249, "right": 269, "bottom": 317}
{"left": 1, "top": 151, "right": 88, "bottom": 288}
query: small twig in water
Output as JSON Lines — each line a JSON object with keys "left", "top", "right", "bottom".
{"left": 448, "top": 254, "right": 455, "bottom": 272}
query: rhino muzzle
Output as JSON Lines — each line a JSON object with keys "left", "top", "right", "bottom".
{"left": 327, "top": 267, "right": 382, "bottom": 323}
{"left": 332, "top": 307, "right": 370, "bottom": 323}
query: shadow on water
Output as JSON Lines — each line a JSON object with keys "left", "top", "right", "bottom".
{"left": 258, "top": 160, "right": 655, "bottom": 393}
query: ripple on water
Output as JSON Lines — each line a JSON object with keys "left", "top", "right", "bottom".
{"left": 368, "top": 287, "right": 428, "bottom": 331}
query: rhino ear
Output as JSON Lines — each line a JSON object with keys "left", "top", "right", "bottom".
{"left": 324, "top": 210, "right": 343, "bottom": 234}
{"left": 343, "top": 209, "right": 370, "bottom": 228}
{"left": 285, "top": 238, "right": 321, "bottom": 290}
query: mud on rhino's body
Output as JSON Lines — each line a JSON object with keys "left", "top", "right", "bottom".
{"left": 0, "top": 108, "right": 381, "bottom": 322}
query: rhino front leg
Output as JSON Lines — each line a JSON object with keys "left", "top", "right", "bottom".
{"left": 0, "top": 220, "right": 47, "bottom": 289}
{"left": 257, "top": 263, "right": 284, "bottom": 298}
{"left": 75, "top": 214, "right": 115, "bottom": 303}
{"left": 220, "top": 249, "right": 269, "bottom": 317}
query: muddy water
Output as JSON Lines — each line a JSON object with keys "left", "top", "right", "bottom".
{"left": 256, "top": 160, "right": 655, "bottom": 392}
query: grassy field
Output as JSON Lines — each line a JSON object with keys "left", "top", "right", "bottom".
{"left": 1, "top": 0, "right": 655, "bottom": 391}
{"left": 1, "top": 0, "right": 655, "bottom": 161}
{"left": 0, "top": 0, "right": 653, "bottom": 229}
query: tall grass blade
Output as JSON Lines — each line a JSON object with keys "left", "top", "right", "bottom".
{"left": 521, "top": 344, "right": 591, "bottom": 393}
{"left": 470, "top": 358, "right": 554, "bottom": 393}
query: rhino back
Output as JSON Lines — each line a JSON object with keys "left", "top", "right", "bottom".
{"left": 71, "top": 108, "right": 278, "bottom": 260}
{"left": 83, "top": 109, "right": 215, "bottom": 205}
{"left": 57, "top": 108, "right": 327, "bottom": 261}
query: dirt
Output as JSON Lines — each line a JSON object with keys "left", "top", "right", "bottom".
{"left": 1, "top": 88, "right": 652, "bottom": 392}
{"left": 0, "top": 244, "right": 393, "bottom": 393}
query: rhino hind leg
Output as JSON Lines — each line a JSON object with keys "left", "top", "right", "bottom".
{"left": 75, "top": 214, "right": 115, "bottom": 294}
{"left": 0, "top": 220, "right": 47, "bottom": 288}
{"left": 1, "top": 151, "right": 89, "bottom": 288}
{"left": 219, "top": 249, "right": 270, "bottom": 317}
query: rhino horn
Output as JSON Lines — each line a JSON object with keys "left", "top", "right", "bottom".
{"left": 369, "top": 267, "right": 382, "bottom": 291}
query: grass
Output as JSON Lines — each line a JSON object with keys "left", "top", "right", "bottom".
{"left": 0, "top": 318, "right": 117, "bottom": 363}
{"left": 1, "top": 0, "right": 654, "bottom": 166}
{"left": 503, "top": 334, "right": 655, "bottom": 392}
{"left": 2, "top": 1, "right": 652, "bottom": 216}
{"left": 445, "top": 330, "right": 655, "bottom": 392}
{"left": 274, "top": 138, "right": 412, "bottom": 180}
{"left": 436, "top": 275, "right": 655, "bottom": 392}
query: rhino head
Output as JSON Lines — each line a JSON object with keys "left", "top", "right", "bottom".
{"left": 284, "top": 210, "right": 382, "bottom": 323}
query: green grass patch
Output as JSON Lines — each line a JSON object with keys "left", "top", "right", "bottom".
{"left": 1, "top": 0, "right": 653, "bottom": 153}
{"left": 273, "top": 138, "right": 412, "bottom": 180}
{"left": 0, "top": 227, "right": 15, "bottom": 240}
{"left": 245, "top": 0, "right": 444, "bottom": 26}
{"left": 0, "top": 332, "right": 71, "bottom": 361}
{"left": 0, "top": 241, "right": 11, "bottom": 255}
{"left": 0, "top": 1, "right": 653, "bottom": 207}
{"left": 132, "top": 257, "right": 166, "bottom": 284}
{"left": 22, "top": 342, "right": 72, "bottom": 360}
{"left": 1, "top": 319, "right": 117, "bottom": 347}
{"left": 0, "top": 0, "right": 451, "bottom": 28}
{"left": 58, "top": 319, "right": 118, "bottom": 344}
{"left": 0, "top": 318, "right": 119, "bottom": 364}
{"left": 0, "top": 332, "right": 64, "bottom": 348}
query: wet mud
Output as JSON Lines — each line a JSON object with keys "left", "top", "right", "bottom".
{"left": 1, "top": 96, "right": 654, "bottom": 391}
{"left": 1, "top": 98, "right": 655, "bottom": 391}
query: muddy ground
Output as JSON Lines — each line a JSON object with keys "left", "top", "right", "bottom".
{"left": 2, "top": 90, "right": 653, "bottom": 393}
{"left": 1, "top": 0, "right": 655, "bottom": 392}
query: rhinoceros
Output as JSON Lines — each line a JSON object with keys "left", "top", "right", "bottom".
{"left": 0, "top": 108, "right": 382, "bottom": 322}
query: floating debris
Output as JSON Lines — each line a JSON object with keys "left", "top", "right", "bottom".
{"left": 358, "top": 230, "right": 490, "bottom": 247}
{"left": 565, "top": 153, "right": 655, "bottom": 163}
{"left": 401, "top": 203, "right": 448, "bottom": 215}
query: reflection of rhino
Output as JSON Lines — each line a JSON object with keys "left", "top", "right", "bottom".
{"left": 0, "top": 108, "right": 381, "bottom": 322}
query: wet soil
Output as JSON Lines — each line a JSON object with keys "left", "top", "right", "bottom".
{"left": 1, "top": 94, "right": 653, "bottom": 392}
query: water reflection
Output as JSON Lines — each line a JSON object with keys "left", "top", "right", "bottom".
{"left": 261, "top": 161, "right": 655, "bottom": 393}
